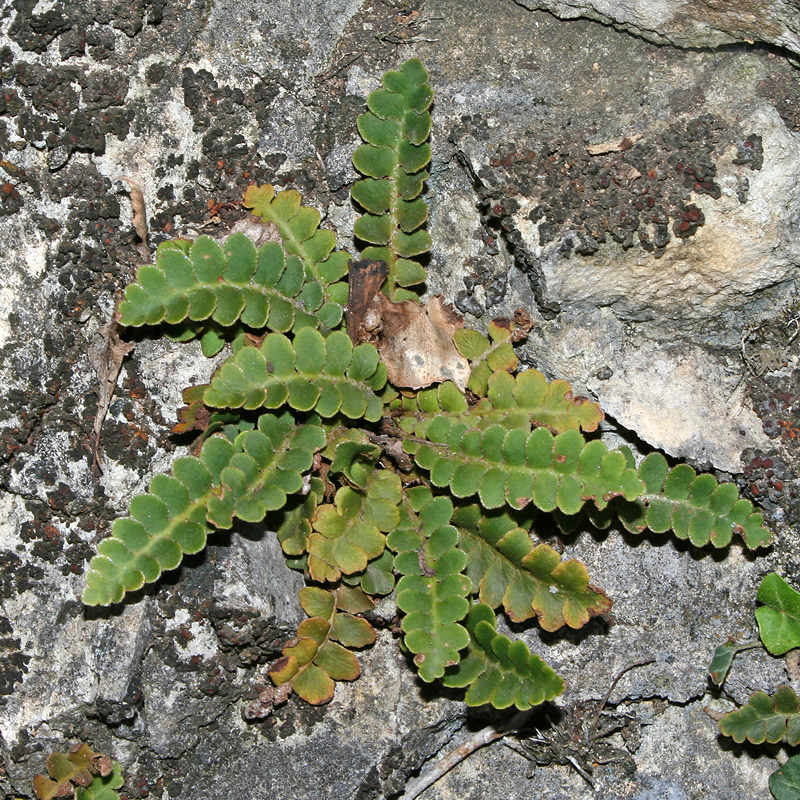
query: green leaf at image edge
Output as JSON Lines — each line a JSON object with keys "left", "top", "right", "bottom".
{"left": 771, "top": 754, "right": 800, "bottom": 800}
{"left": 756, "top": 573, "right": 800, "bottom": 655}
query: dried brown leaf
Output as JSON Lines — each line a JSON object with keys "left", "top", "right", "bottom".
{"left": 586, "top": 133, "right": 642, "bottom": 155}
{"left": 375, "top": 294, "right": 470, "bottom": 390}
{"left": 122, "top": 177, "right": 149, "bottom": 259}
{"left": 88, "top": 313, "right": 135, "bottom": 475}
{"left": 347, "top": 259, "right": 388, "bottom": 344}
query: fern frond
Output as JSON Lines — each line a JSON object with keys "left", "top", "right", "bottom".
{"left": 33, "top": 745, "right": 123, "bottom": 800}
{"left": 719, "top": 686, "right": 800, "bottom": 745}
{"left": 344, "top": 549, "right": 396, "bottom": 596}
{"left": 453, "top": 504, "right": 611, "bottom": 630}
{"left": 453, "top": 321, "right": 519, "bottom": 396}
{"left": 118, "top": 233, "right": 335, "bottom": 356}
{"left": 77, "top": 763, "right": 124, "bottom": 800}
{"left": 203, "top": 328, "right": 387, "bottom": 422}
{"left": 406, "top": 420, "right": 643, "bottom": 514}
{"left": 243, "top": 184, "right": 348, "bottom": 327}
{"left": 398, "top": 370, "right": 603, "bottom": 437}
{"left": 351, "top": 58, "right": 432, "bottom": 300}
{"left": 270, "top": 586, "right": 375, "bottom": 705}
{"left": 441, "top": 603, "right": 564, "bottom": 710}
{"left": 82, "top": 412, "right": 326, "bottom": 606}
{"left": 273, "top": 476, "right": 324, "bottom": 567}
{"left": 387, "top": 487, "right": 471, "bottom": 682}
{"left": 307, "top": 469, "right": 402, "bottom": 583}
{"left": 615, "top": 452, "right": 772, "bottom": 549}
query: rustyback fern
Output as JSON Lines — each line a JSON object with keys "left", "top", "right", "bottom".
{"left": 407, "top": 421, "right": 644, "bottom": 514}
{"left": 83, "top": 57, "right": 772, "bottom": 724}
{"left": 453, "top": 504, "right": 611, "bottom": 630}
{"left": 270, "top": 586, "right": 376, "bottom": 705}
{"left": 203, "top": 328, "right": 387, "bottom": 421}
{"left": 351, "top": 58, "right": 432, "bottom": 300}
{"left": 719, "top": 686, "right": 800, "bottom": 746}
{"left": 397, "top": 369, "right": 604, "bottom": 438}
{"left": 713, "top": 575, "right": 800, "bottom": 799}
{"left": 615, "top": 451, "right": 771, "bottom": 549}
{"left": 388, "top": 487, "right": 471, "bottom": 682}
{"left": 441, "top": 603, "right": 564, "bottom": 710}
{"left": 83, "top": 412, "right": 325, "bottom": 606}
{"left": 33, "top": 744, "right": 123, "bottom": 800}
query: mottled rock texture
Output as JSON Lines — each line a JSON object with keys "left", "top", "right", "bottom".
{"left": 0, "top": 0, "right": 798, "bottom": 799}
{"left": 517, "top": 0, "right": 800, "bottom": 53}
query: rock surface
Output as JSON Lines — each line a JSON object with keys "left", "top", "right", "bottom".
{"left": 517, "top": 0, "right": 800, "bottom": 54}
{"left": 0, "top": 1, "right": 799, "bottom": 800}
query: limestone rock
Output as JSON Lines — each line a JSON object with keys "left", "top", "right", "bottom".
{"left": 1, "top": 1, "right": 799, "bottom": 799}
{"left": 421, "top": 1, "right": 799, "bottom": 471}
{"left": 516, "top": 0, "right": 800, "bottom": 54}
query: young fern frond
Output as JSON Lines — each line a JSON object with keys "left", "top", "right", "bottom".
{"left": 388, "top": 487, "right": 471, "bottom": 682}
{"left": 351, "top": 58, "right": 432, "bottom": 300}
{"left": 243, "top": 184, "right": 349, "bottom": 326}
{"left": 441, "top": 603, "right": 564, "bottom": 710}
{"left": 269, "top": 586, "right": 376, "bottom": 705}
{"left": 453, "top": 504, "right": 612, "bottom": 630}
{"left": 82, "top": 413, "right": 325, "bottom": 605}
{"left": 33, "top": 744, "right": 124, "bottom": 800}
{"left": 453, "top": 321, "right": 520, "bottom": 396}
{"left": 307, "top": 469, "right": 402, "bottom": 583}
{"left": 203, "top": 328, "right": 387, "bottom": 421}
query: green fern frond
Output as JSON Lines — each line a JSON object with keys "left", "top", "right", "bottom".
{"left": 615, "top": 451, "right": 772, "bottom": 549}
{"left": 453, "top": 321, "right": 519, "bottom": 396}
{"left": 387, "top": 486, "right": 472, "bottom": 682}
{"left": 78, "top": 764, "right": 124, "bottom": 800}
{"left": 118, "top": 233, "right": 336, "bottom": 356}
{"left": 307, "top": 469, "right": 402, "bottom": 583}
{"left": 453, "top": 504, "right": 611, "bottom": 630}
{"left": 270, "top": 586, "right": 375, "bottom": 705}
{"left": 273, "top": 476, "right": 325, "bottom": 567}
{"left": 441, "top": 603, "right": 564, "bottom": 710}
{"left": 351, "top": 58, "right": 432, "bottom": 300}
{"left": 406, "top": 420, "right": 643, "bottom": 514}
{"left": 82, "top": 412, "right": 326, "bottom": 606}
{"left": 719, "top": 685, "right": 800, "bottom": 745}
{"left": 203, "top": 328, "right": 388, "bottom": 421}
{"left": 242, "top": 184, "right": 348, "bottom": 324}
{"left": 398, "top": 370, "right": 604, "bottom": 437}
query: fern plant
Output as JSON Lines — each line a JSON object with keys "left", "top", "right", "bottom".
{"left": 83, "top": 59, "right": 772, "bottom": 715}
{"left": 710, "top": 574, "right": 800, "bottom": 800}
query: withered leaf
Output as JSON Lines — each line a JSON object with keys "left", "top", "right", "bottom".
{"left": 375, "top": 294, "right": 470, "bottom": 390}
{"left": 88, "top": 315, "right": 135, "bottom": 475}
{"left": 586, "top": 133, "right": 643, "bottom": 155}
{"left": 346, "top": 259, "right": 388, "bottom": 344}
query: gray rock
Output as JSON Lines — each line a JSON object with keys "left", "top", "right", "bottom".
{"left": 419, "top": 0, "right": 798, "bottom": 471}
{"left": 1, "top": 1, "right": 798, "bottom": 799}
{"left": 516, "top": 0, "right": 800, "bottom": 54}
